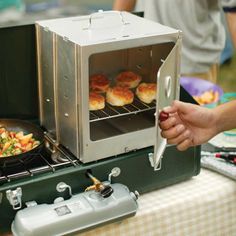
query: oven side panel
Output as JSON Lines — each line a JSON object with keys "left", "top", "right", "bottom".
{"left": 56, "top": 36, "right": 79, "bottom": 155}
{"left": 36, "top": 25, "right": 56, "bottom": 138}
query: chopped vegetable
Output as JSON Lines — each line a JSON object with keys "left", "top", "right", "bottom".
{"left": 0, "top": 127, "right": 40, "bottom": 158}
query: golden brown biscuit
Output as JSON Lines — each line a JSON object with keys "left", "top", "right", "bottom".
{"left": 89, "top": 92, "right": 105, "bottom": 111}
{"left": 115, "top": 71, "right": 142, "bottom": 89}
{"left": 90, "top": 74, "right": 110, "bottom": 93}
{"left": 136, "top": 83, "right": 157, "bottom": 104}
{"left": 106, "top": 86, "right": 134, "bottom": 106}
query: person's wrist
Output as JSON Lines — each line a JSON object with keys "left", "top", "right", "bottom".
{"left": 211, "top": 107, "right": 222, "bottom": 135}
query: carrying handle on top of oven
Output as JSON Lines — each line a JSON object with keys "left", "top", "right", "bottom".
{"left": 88, "top": 10, "right": 129, "bottom": 29}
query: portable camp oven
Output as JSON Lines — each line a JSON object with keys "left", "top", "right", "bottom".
{"left": 0, "top": 11, "right": 200, "bottom": 235}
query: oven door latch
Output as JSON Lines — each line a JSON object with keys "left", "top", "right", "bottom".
{"left": 6, "top": 187, "right": 22, "bottom": 210}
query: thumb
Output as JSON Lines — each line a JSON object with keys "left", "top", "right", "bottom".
{"left": 162, "top": 100, "right": 192, "bottom": 115}
{"left": 172, "top": 100, "right": 194, "bottom": 114}
{"left": 162, "top": 100, "right": 181, "bottom": 114}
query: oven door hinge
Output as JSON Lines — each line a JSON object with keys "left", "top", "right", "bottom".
{"left": 148, "top": 152, "right": 162, "bottom": 171}
{"left": 6, "top": 187, "right": 22, "bottom": 210}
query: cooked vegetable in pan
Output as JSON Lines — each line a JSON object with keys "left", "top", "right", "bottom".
{"left": 0, "top": 127, "right": 40, "bottom": 157}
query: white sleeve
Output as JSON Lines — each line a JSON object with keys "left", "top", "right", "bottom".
{"left": 221, "top": 0, "right": 236, "bottom": 8}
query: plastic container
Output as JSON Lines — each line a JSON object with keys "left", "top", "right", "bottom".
{"left": 180, "top": 77, "right": 224, "bottom": 108}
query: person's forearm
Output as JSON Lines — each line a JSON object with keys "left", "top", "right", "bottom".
{"left": 113, "top": 0, "right": 136, "bottom": 11}
{"left": 214, "top": 100, "right": 236, "bottom": 133}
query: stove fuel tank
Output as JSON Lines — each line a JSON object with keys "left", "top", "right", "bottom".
{"left": 11, "top": 183, "right": 138, "bottom": 236}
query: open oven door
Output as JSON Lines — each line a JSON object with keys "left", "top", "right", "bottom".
{"left": 152, "top": 40, "right": 181, "bottom": 170}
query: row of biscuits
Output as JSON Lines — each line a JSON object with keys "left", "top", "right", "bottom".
{"left": 89, "top": 71, "right": 157, "bottom": 111}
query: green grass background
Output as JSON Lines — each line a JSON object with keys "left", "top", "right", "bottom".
{"left": 218, "top": 53, "right": 236, "bottom": 92}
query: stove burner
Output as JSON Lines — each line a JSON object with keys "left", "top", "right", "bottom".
{"left": 0, "top": 146, "right": 78, "bottom": 185}
{"left": 51, "top": 151, "right": 70, "bottom": 163}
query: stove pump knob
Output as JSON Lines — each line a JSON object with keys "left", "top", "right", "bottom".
{"left": 100, "top": 185, "right": 114, "bottom": 198}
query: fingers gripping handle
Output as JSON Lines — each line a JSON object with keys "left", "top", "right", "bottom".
{"left": 159, "top": 111, "right": 169, "bottom": 122}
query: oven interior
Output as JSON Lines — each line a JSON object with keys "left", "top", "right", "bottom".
{"left": 89, "top": 43, "right": 174, "bottom": 141}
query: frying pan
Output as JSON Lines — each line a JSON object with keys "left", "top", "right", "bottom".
{"left": 0, "top": 119, "right": 44, "bottom": 164}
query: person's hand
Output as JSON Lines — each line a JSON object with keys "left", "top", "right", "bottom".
{"left": 159, "top": 100, "right": 218, "bottom": 151}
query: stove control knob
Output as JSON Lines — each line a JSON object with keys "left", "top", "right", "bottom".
{"left": 56, "top": 182, "right": 72, "bottom": 197}
{"left": 108, "top": 167, "right": 121, "bottom": 183}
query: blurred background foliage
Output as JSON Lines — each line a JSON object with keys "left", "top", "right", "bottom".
{"left": 219, "top": 54, "right": 236, "bottom": 92}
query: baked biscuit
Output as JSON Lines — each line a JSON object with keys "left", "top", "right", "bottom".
{"left": 90, "top": 74, "right": 110, "bottom": 93}
{"left": 115, "top": 71, "right": 142, "bottom": 89}
{"left": 106, "top": 86, "right": 134, "bottom": 106}
{"left": 89, "top": 92, "right": 105, "bottom": 110}
{"left": 136, "top": 83, "right": 157, "bottom": 104}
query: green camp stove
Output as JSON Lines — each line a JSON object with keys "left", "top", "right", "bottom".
{"left": 0, "top": 11, "right": 200, "bottom": 235}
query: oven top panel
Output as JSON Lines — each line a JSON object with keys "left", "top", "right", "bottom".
{"left": 36, "top": 11, "right": 179, "bottom": 46}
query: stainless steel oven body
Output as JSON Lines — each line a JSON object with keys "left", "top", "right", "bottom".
{"left": 36, "top": 11, "right": 181, "bottom": 168}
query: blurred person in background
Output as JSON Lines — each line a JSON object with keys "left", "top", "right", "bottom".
{"left": 225, "top": 4, "right": 236, "bottom": 48}
{"left": 113, "top": 0, "right": 236, "bottom": 83}
{"left": 220, "top": 10, "right": 234, "bottom": 65}
{"left": 159, "top": 99, "right": 236, "bottom": 151}
{"left": 220, "top": 32, "right": 234, "bottom": 65}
